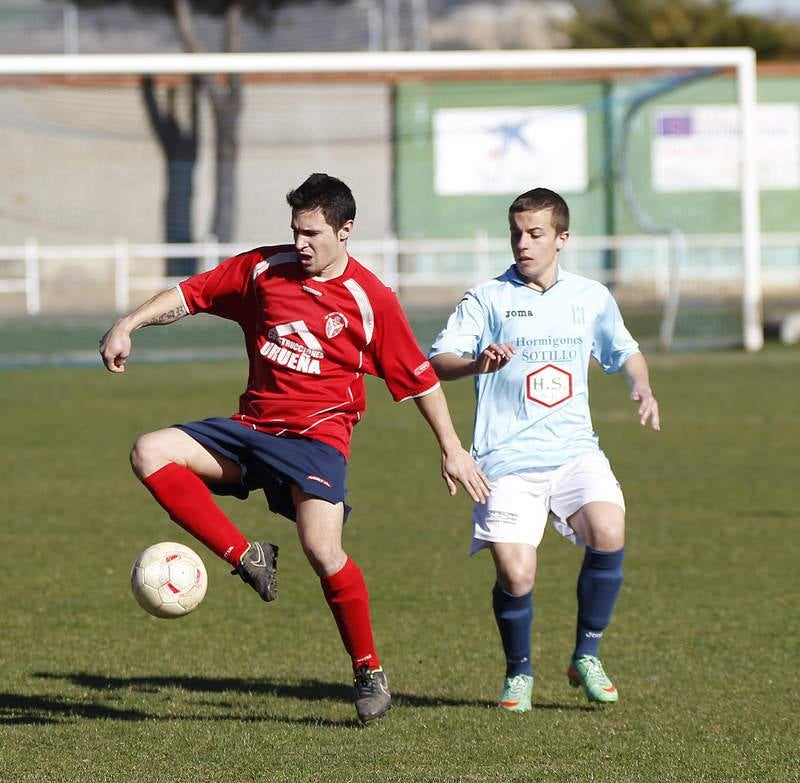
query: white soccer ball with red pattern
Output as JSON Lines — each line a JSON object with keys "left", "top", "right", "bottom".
{"left": 130, "top": 542, "right": 208, "bottom": 618}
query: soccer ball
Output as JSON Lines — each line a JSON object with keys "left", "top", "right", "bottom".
{"left": 130, "top": 541, "right": 208, "bottom": 619}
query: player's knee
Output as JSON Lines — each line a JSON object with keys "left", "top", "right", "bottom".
{"left": 589, "top": 516, "right": 625, "bottom": 550}
{"left": 129, "top": 432, "right": 172, "bottom": 480}
{"left": 300, "top": 539, "right": 345, "bottom": 577}
{"left": 497, "top": 564, "right": 535, "bottom": 595}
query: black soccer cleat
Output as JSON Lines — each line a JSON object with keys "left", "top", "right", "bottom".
{"left": 232, "top": 541, "right": 279, "bottom": 602}
{"left": 353, "top": 665, "right": 392, "bottom": 723}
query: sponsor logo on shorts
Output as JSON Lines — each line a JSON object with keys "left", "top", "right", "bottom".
{"left": 486, "top": 510, "right": 519, "bottom": 525}
{"left": 505, "top": 309, "right": 535, "bottom": 318}
{"left": 414, "top": 360, "right": 431, "bottom": 376}
{"left": 307, "top": 475, "right": 332, "bottom": 488}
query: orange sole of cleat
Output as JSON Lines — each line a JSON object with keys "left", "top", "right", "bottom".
{"left": 567, "top": 665, "right": 618, "bottom": 700}
{"left": 567, "top": 666, "right": 581, "bottom": 687}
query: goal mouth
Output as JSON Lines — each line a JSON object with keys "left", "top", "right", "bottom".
{"left": 0, "top": 49, "right": 763, "bottom": 354}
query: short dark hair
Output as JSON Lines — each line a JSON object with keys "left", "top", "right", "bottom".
{"left": 286, "top": 173, "right": 356, "bottom": 231}
{"left": 508, "top": 188, "right": 569, "bottom": 235}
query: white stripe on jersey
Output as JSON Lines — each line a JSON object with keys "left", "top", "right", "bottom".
{"left": 253, "top": 251, "right": 296, "bottom": 280}
{"left": 310, "top": 399, "right": 350, "bottom": 416}
{"left": 397, "top": 381, "right": 441, "bottom": 403}
{"left": 343, "top": 279, "right": 375, "bottom": 346}
{"left": 175, "top": 284, "right": 190, "bottom": 314}
{"left": 298, "top": 411, "right": 348, "bottom": 436}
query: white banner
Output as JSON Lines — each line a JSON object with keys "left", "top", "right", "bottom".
{"left": 652, "top": 104, "right": 800, "bottom": 191}
{"left": 434, "top": 106, "right": 587, "bottom": 195}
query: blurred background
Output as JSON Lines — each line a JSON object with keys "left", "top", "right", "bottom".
{"left": 2, "top": 1, "right": 798, "bottom": 55}
{"left": 2, "top": 0, "right": 800, "bottom": 358}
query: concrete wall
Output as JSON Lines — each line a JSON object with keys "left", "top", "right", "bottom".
{"left": 0, "top": 80, "right": 392, "bottom": 246}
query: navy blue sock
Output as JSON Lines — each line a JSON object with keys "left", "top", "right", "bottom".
{"left": 574, "top": 546, "right": 624, "bottom": 659}
{"left": 492, "top": 583, "right": 533, "bottom": 677}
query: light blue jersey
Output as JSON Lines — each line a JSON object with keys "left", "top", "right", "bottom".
{"left": 429, "top": 265, "right": 640, "bottom": 479}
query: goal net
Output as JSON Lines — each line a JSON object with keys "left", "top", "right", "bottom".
{"left": 0, "top": 49, "right": 764, "bottom": 363}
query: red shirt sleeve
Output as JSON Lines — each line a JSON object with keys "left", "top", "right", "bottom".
{"left": 178, "top": 251, "right": 258, "bottom": 323}
{"left": 366, "top": 287, "right": 440, "bottom": 402}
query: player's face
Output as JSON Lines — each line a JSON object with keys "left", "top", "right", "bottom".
{"left": 509, "top": 208, "right": 568, "bottom": 289}
{"left": 292, "top": 208, "right": 352, "bottom": 278}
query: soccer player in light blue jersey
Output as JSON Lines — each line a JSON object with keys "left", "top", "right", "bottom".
{"left": 429, "top": 188, "right": 660, "bottom": 711}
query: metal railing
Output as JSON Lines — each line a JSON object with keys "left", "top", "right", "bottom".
{"left": 1, "top": 233, "right": 799, "bottom": 317}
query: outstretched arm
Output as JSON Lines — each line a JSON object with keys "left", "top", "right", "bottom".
{"left": 413, "top": 387, "right": 490, "bottom": 503}
{"left": 99, "top": 287, "right": 188, "bottom": 373}
{"left": 430, "top": 343, "right": 516, "bottom": 380}
{"left": 620, "top": 352, "right": 660, "bottom": 431}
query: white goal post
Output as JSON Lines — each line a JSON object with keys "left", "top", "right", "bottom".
{"left": 0, "top": 48, "right": 763, "bottom": 351}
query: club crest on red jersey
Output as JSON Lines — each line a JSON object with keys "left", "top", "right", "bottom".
{"left": 325, "top": 311, "right": 348, "bottom": 339}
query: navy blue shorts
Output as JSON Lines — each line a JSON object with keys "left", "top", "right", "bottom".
{"left": 175, "top": 417, "right": 350, "bottom": 522}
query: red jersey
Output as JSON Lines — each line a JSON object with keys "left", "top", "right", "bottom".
{"left": 177, "top": 245, "right": 439, "bottom": 459}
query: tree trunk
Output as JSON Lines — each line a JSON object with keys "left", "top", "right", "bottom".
{"left": 172, "top": 0, "right": 244, "bottom": 244}
{"left": 141, "top": 74, "right": 200, "bottom": 275}
{"left": 209, "top": 76, "right": 242, "bottom": 243}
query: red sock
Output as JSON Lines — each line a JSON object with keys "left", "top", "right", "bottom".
{"left": 321, "top": 558, "right": 380, "bottom": 673}
{"left": 143, "top": 463, "right": 249, "bottom": 565}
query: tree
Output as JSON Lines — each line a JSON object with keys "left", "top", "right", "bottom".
{"left": 170, "top": 0, "right": 243, "bottom": 244}
{"left": 141, "top": 74, "right": 200, "bottom": 274}
{"left": 64, "top": 0, "right": 253, "bottom": 246}
{"left": 568, "top": 0, "right": 800, "bottom": 59}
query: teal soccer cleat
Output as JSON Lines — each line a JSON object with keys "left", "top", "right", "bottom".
{"left": 567, "top": 655, "right": 619, "bottom": 703}
{"left": 499, "top": 673, "right": 533, "bottom": 712}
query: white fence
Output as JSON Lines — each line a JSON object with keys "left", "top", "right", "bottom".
{"left": 1, "top": 233, "right": 799, "bottom": 317}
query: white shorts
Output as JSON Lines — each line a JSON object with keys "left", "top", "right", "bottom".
{"left": 470, "top": 452, "right": 625, "bottom": 553}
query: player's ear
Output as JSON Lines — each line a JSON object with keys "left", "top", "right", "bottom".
{"left": 337, "top": 220, "right": 353, "bottom": 242}
{"left": 555, "top": 230, "right": 569, "bottom": 252}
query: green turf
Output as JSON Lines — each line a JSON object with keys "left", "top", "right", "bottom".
{"left": 0, "top": 314, "right": 245, "bottom": 368}
{"left": 0, "top": 305, "right": 745, "bottom": 367}
{"left": 0, "top": 349, "right": 798, "bottom": 782}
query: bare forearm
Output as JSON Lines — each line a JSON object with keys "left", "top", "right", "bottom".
{"left": 100, "top": 286, "right": 188, "bottom": 373}
{"left": 413, "top": 385, "right": 490, "bottom": 502}
{"left": 621, "top": 351, "right": 661, "bottom": 430}
{"left": 413, "top": 386, "right": 462, "bottom": 451}
{"left": 431, "top": 343, "right": 516, "bottom": 380}
{"left": 429, "top": 353, "right": 476, "bottom": 381}
{"left": 620, "top": 352, "right": 651, "bottom": 392}
{"left": 119, "top": 287, "right": 188, "bottom": 333}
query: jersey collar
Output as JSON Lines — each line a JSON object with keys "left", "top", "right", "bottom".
{"left": 310, "top": 255, "right": 356, "bottom": 284}
{"left": 504, "top": 264, "right": 565, "bottom": 292}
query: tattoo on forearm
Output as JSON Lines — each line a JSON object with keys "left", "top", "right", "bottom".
{"left": 142, "top": 305, "right": 187, "bottom": 327}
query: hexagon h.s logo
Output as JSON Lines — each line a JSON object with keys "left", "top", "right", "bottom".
{"left": 526, "top": 364, "right": 573, "bottom": 407}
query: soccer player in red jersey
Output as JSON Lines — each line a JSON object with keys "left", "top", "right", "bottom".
{"left": 99, "top": 173, "right": 489, "bottom": 722}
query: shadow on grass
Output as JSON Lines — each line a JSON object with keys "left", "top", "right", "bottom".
{"left": 0, "top": 692, "right": 148, "bottom": 725}
{"left": 35, "top": 672, "right": 494, "bottom": 709}
{"left": 5, "top": 673, "right": 594, "bottom": 726}
{"left": 37, "top": 672, "right": 354, "bottom": 701}
{"left": 0, "top": 690, "right": 360, "bottom": 728}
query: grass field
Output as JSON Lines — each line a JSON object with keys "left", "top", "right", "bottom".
{"left": 0, "top": 347, "right": 798, "bottom": 782}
